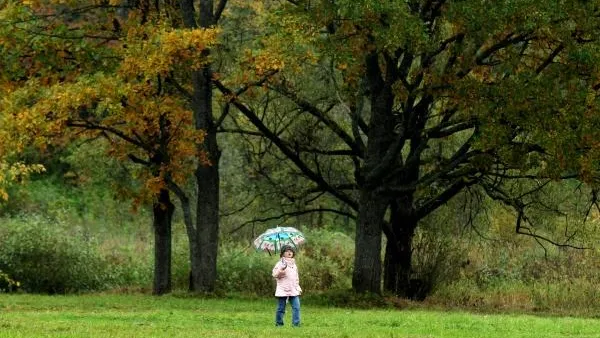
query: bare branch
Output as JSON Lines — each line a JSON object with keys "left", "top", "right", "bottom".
{"left": 273, "top": 85, "right": 364, "bottom": 158}
{"left": 416, "top": 174, "right": 479, "bottom": 219}
{"left": 66, "top": 120, "right": 149, "bottom": 151}
{"left": 215, "top": 79, "right": 359, "bottom": 210}
{"left": 229, "top": 207, "right": 356, "bottom": 234}
{"left": 476, "top": 32, "right": 534, "bottom": 65}
{"left": 217, "top": 127, "right": 263, "bottom": 136}
{"left": 215, "top": 103, "right": 230, "bottom": 129}
{"left": 535, "top": 43, "right": 564, "bottom": 75}
{"left": 166, "top": 73, "right": 193, "bottom": 101}
{"left": 220, "top": 195, "right": 257, "bottom": 217}
{"left": 482, "top": 180, "right": 589, "bottom": 249}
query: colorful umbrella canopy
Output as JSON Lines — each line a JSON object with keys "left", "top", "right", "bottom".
{"left": 253, "top": 226, "right": 306, "bottom": 255}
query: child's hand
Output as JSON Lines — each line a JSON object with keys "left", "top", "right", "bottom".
{"left": 280, "top": 258, "right": 287, "bottom": 269}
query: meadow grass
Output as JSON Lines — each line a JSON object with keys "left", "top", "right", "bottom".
{"left": 1, "top": 294, "right": 600, "bottom": 338}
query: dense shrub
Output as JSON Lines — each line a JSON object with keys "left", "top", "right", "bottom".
{"left": 8, "top": 172, "right": 600, "bottom": 316}
{"left": 171, "top": 233, "right": 191, "bottom": 290}
{"left": 0, "top": 215, "right": 138, "bottom": 293}
{"left": 529, "top": 278, "right": 600, "bottom": 314}
{"left": 410, "top": 227, "right": 466, "bottom": 298}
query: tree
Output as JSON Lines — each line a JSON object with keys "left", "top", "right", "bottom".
{"left": 217, "top": 0, "right": 600, "bottom": 297}
{"left": 0, "top": 1, "right": 217, "bottom": 294}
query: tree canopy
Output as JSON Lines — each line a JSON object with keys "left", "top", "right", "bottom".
{"left": 215, "top": 0, "right": 600, "bottom": 296}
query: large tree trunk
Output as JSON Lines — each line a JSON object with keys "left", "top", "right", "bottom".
{"left": 352, "top": 190, "right": 386, "bottom": 294}
{"left": 152, "top": 188, "right": 175, "bottom": 295}
{"left": 352, "top": 51, "right": 396, "bottom": 294}
{"left": 383, "top": 199, "right": 417, "bottom": 298}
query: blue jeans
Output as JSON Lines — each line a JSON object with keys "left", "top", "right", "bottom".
{"left": 275, "top": 296, "right": 300, "bottom": 326}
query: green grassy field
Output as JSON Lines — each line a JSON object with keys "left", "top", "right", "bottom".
{"left": 1, "top": 294, "right": 600, "bottom": 337}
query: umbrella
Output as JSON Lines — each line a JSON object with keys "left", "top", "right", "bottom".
{"left": 253, "top": 226, "right": 306, "bottom": 255}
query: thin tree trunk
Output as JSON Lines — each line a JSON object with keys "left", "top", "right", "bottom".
{"left": 178, "top": 0, "right": 221, "bottom": 293}
{"left": 190, "top": 123, "right": 220, "bottom": 292}
{"left": 152, "top": 188, "right": 175, "bottom": 295}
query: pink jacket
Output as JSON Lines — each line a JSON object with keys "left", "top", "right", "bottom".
{"left": 272, "top": 257, "right": 302, "bottom": 297}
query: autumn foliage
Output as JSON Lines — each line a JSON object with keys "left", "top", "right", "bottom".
{"left": 0, "top": 1, "right": 219, "bottom": 203}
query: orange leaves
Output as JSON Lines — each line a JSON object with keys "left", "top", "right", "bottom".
{"left": 243, "top": 48, "right": 285, "bottom": 77}
{"left": 144, "top": 176, "right": 166, "bottom": 196}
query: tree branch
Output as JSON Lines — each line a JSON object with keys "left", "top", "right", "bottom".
{"left": 535, "top": 43, "right": 564, "bottom": 75}
{"left": 416, "top": 175, "right": 479, "bottom": 219}
{"left": 229, "top": 207, "right": 356, "bottom": 234}
{"left": 214, "top": 0, "right": 228, "bottom": 23}
{"left": 273, "top": 85, "right": 364, "bottom": 158}
{"left": 481, "top": 179, "right": 589, "bottom": 249}
{"left": 215, "top": 79, "right": 359, "bottom": 210}
{"left": 66, "top": 120, "right": 150, "bottom": 151}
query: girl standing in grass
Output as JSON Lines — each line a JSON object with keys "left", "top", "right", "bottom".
{"left": 272, "top": 245, "right": 302, "bottom": 327}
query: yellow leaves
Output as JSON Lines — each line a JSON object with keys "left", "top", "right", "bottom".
{"left": 164, "top": 29, "right": 219, "bottom": 54}
{"left": 21, "top": 73, "right": 207, "bottom": 198}
{"left": 0, "top": 161, "right": 45, "bottom": 202}
{"left": 120, "top": 26, "right": 220, "bottom": 78}
{"left": 197, "top": 149, "right": 212, "bottom": 167}
{"left": 236, "top": 48, "right": 285, "bottom": 87}
{"left": 21, "top": 0, "right": 39, "bottom": 6}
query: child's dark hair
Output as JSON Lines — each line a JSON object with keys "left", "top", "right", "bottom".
{"left": 280, "top": 245, "right": 296, "bottom": 257}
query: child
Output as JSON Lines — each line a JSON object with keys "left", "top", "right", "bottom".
{"left": 272, "top": 244, "right": 302, "bottom": 327}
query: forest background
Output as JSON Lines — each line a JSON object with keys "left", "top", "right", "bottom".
{"left": 2, "top": 0, "right": 600, "bottom": 316}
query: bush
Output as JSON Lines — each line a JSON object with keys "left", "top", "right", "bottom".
{"left": 213, "top": 230, "right": 354, "bottom": 295}
{"left": 0, "top": 215, "right": 113, "bottom": 293}
{"left": 99, "top": 238, "right": 152, "bottom": 291}
{"left": 215, "top": 243, "right": 276, "bottom": 295}
{"left": 409, "top": 227, "right": 466, "bottom": 299}
{"left": 300, "top": 229, "right": 353, "bottom": 291}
